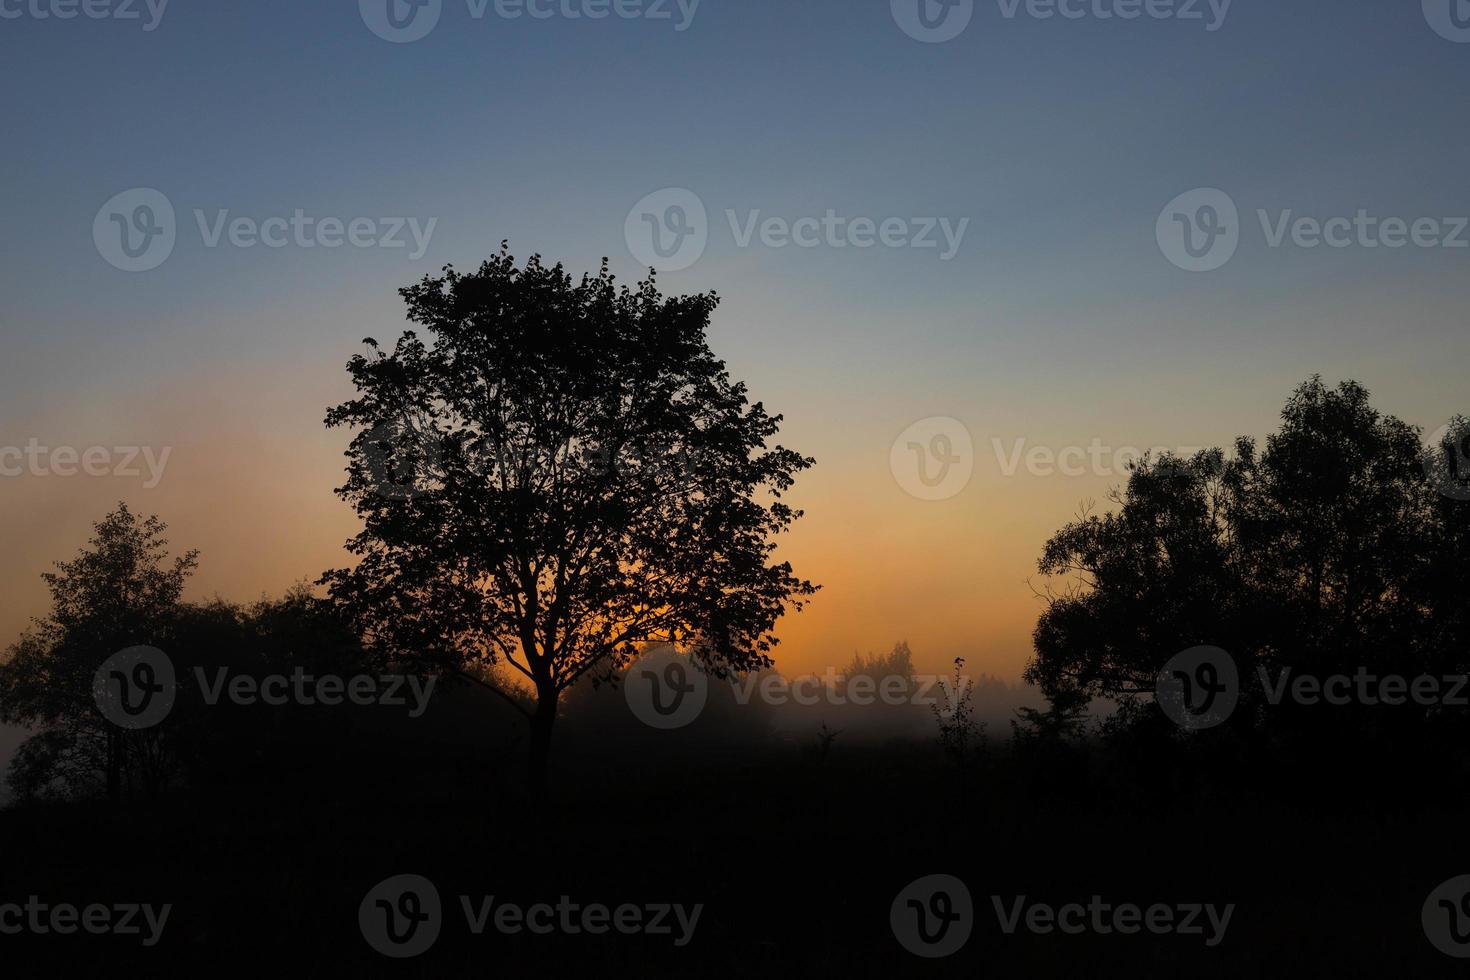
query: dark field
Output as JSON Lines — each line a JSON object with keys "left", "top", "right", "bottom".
{"left": 4, "top": 705, "right": 1469, "bottom": 977}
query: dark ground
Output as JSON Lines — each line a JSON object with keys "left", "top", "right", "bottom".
{"left": 2, "top": 709, "right": 1469, "bottom": 978}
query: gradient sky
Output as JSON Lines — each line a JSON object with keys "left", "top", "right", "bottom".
{"left": 2, "top": 0, "right": 1468, "bottom": 685}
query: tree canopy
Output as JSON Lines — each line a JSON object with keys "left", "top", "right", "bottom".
{"left": 322, "top": 247, "right": 818, "bottom": 787}
{"left": 1028, "top": 377, "right": 1470, "bottom": 750}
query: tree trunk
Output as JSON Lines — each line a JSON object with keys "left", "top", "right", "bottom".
{"left": 527, "top": 683, "right": 558, "bottom": 796}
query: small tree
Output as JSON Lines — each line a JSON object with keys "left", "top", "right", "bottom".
{"left": 0, "top": 504, "right": 197, "bottom": 800}
{"left": 323, "top": 247, "right": 818, "bottom": 790}
{"left": 930, "top": 657, "right": 983, "bottom": 765}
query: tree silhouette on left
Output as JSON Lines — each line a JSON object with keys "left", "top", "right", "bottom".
{"left": 0, "top": 503, "right": 197, "bottom": 800}
{"left": 323, "top": 246, "right": 818, "bottom": 791}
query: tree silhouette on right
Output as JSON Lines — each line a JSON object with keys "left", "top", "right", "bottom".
{"left": 1027, "top": 377, "right": 1470, "bottom": 755}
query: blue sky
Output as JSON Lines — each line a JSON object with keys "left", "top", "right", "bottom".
{"left": 2, "top": 0, "right": 1468, "bottom": 679}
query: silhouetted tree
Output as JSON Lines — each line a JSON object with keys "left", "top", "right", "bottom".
{"left": 0, "top": 503, "right": 197, "bottom": 800}
{"left": 1027, "top": 378, "right": 1467, "bottom": 756}
{"left": 322, "top": 246, "right": 817, "bottom": 790}
{"left": 930, "top": 656, "right": 983, "bottom": 764}
{"left": 840, "top": 641, "right": 917, "bottom": 692}
{"left": 1010, "top": 686, "right": 1090, "bottom": 745}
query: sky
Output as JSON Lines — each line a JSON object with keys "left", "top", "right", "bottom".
{"left": 1, "top": 0, "right": 1468, "bottom": 689}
